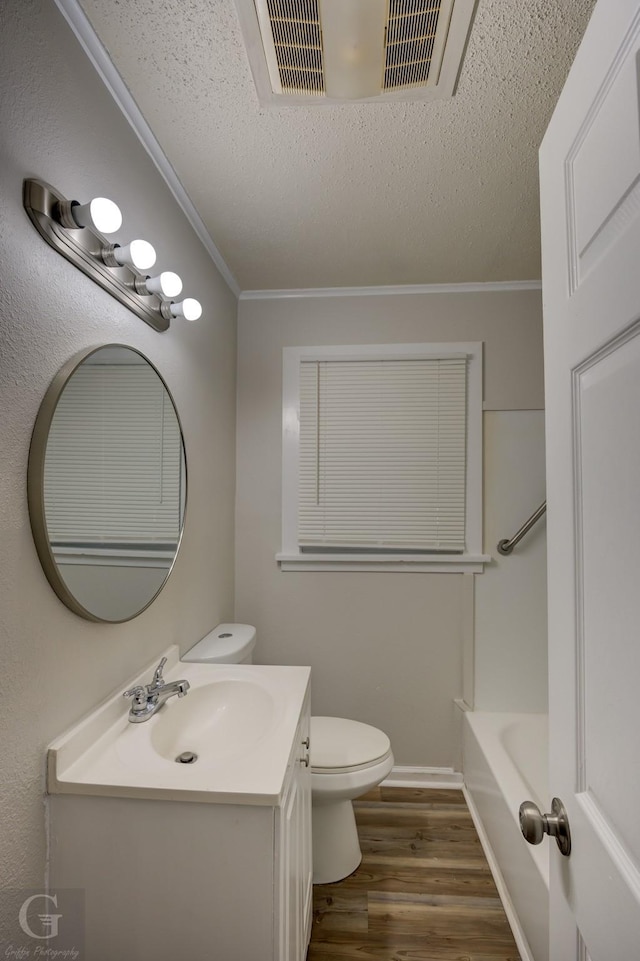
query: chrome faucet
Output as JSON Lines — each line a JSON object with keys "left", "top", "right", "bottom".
{"left": 123, "top": 656, "right": 190, "bottom": 723}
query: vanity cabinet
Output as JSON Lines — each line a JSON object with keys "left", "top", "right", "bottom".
{"left": 48, "top": 663, "right": 312, "bottom": 961}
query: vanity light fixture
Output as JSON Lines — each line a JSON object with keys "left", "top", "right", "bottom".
{"left": 102, "top": 239, "right": 157, "bottom": 271}
{"left": 135, "top": 271, "right": 183, "bottom": 299}
{"left": 23, "top": 178, "right": 203, "bottom": 332}
{"left": 162, "top": 298, "right": 203, "bottom": 322}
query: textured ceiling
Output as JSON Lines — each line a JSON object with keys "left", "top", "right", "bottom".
{"left": 78, "top": 0, "right": 596, "bottom": 291}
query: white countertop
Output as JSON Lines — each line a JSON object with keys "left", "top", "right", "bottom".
{"left": 48, "top": 646, "right": 311, "bottom": 806}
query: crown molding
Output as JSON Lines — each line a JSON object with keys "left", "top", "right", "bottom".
{"left": 239, "top": 280, "right": 542, "bottom": 300}
{"left": 52, "top": 0, "right": 240, "bottom": 299}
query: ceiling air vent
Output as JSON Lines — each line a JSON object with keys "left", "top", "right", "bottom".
{"left": 234, "top": 0, "right": 477, "bottom": 105}
{"left": 385, "top": 0, "right": 444, "bottom": 91}
{"left": 265, "top": 0, "right": 326, "bottom": 96}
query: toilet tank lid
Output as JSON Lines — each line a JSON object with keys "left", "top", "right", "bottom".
{"left": 182, "top": 624, "right": 256, "bottom": 663}
{"left": 310, "top": 716, "right": 391, "bottom": 769}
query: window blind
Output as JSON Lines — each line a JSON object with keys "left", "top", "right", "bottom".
{"left": 43, "top": 365, "right": 182, "bottom": 548}
{"left": 298, "top": 357, "right": 467, "bottom": 551}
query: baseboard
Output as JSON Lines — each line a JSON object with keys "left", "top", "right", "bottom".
{"left": 463, "top": 786, "right": 535, "bottom": 961}
{"left": 382, "top": 766, "right": 464, "bottom": 789}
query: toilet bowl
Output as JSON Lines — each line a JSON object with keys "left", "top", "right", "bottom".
{"left": 182, "top": 626, "right": 394, "bottom": 884}
{"left": 310, "top": 716, "right": 394, "bottom": 884}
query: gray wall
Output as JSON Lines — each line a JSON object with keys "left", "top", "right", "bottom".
{"left": 235, "top": 290, "right": 546, "bottom": 767}
{"left": 0, "top": 0, "right": 237, "bottom": 897}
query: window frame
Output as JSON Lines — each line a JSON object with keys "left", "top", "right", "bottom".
{"left": 278, "top": 342, "right": 488, "bottom": 572}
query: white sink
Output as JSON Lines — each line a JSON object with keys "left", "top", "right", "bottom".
{"left": 48, "top": 647, "right": 310, "bottom": 806}
{"left": 150, "top": 679, "right": 276, "bottom": 763}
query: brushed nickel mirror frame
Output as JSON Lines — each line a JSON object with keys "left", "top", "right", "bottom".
{"left": 28, "top": 344, "right": 187, "bottom": 622}
{"left": 23, "top": 179, "right": 170, "bottom": 332}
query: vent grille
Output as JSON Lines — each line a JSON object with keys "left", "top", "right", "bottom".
{"left": 384, "top": 0, "right": 443, "bottom": 91}
{"left": 240, "top": 0, "right": 474, "bottom": 103}
{"left": 266, "top": 0, "right": 325, "bottom": 95}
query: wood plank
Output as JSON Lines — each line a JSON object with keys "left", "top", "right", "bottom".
{"left": 359, "top": 837, "right": 484, "bottom": 861}
{"left": 358, "top": 787, "right": 466, "bottom": 805}
{"left": 380, "top": 787, "right": 466, "bottom": 805}
{"left": 355, "top": 801, "right": 473, "bottom": 821}
{"left": 367, "top": 890, "right": 516, "bottom": 941}
{"left": 314, "top": 863, "right": 499, "bottom": 898}
{"left": 360, "top": 852, "right": 496, "bottom": 873}
{"left": 355, "top": 807, "right": 477, "bottom": 839}
{"left": 312, "top": 891, "right": 368, "bottom": 934}
{"left": 307, "top": 939, "right": 521, "bottom": 960}
{"left": 355, "top": 800, "right": 473, "bottom": 817}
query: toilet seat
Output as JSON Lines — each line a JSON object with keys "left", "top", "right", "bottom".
{"left": 311, "top": 716, "right": 391, "bottom": 772}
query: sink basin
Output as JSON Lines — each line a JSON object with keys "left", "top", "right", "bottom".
{"left": 48, "top": 648, "right": 311, "bottom": 805}
{"left": 150, "top": 680, "right": 276, "bottom": 763}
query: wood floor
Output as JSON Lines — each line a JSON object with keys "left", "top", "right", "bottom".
{"left": 307, "top": 787, "right": 521, "bottom": 961}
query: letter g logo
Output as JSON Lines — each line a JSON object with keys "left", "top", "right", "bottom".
{"left": 18, "top": 893, "right": 62, "bottom": 939}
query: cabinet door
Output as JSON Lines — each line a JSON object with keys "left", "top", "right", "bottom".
{"left": 278, "top": 692, "right": 312, "bottom": 961}
{"left": 298, "top": 700, "right": 312, "bottom": 949}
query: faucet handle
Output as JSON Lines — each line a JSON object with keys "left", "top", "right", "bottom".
{"left": 152, "top": 656, "right": 168, "bottom": 686}
{"left": 123, "top": 685, "right": 147, "bottom": 707}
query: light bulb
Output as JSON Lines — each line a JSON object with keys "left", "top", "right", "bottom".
{"left": 55, "top": 196, "right": 122, "bottom": 233}
{"left": 169, "top": 298, "right": 202, "bottom": 321}
{"left": 142, "top": 271, "right": 183, "bottom": 298}
{"left": 72, "top": 197, "right": 122, "bottom": 234}
{"left": 103, "top": 239, "right": 156, "bottom": 271}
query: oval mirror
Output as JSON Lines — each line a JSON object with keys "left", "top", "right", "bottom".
{"left": 28, "top": 345, "right": 187, "bottom": 622}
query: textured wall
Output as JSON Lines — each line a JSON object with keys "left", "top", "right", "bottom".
{"left": 0, "top": 0, "right": 237, "bottom": 899}
{"left": 235, "top": 289, "right": 546, "bottom": 767}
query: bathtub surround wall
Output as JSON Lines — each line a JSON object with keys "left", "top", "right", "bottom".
{"left": 235, "top": 289, "right": 547, "bottom": 768}
{"left": 475, "top": 411, "right": 548, "bottom": 712}
{"left": 0, "top": 0, "right": 236, "bottom": 900}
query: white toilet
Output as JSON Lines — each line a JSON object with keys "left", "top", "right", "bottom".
{"left": 182, "top": 625, "right": 394, "bottom": 884}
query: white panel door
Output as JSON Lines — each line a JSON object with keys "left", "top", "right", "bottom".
{"left": 540, "top": 0, "right": 640, "bottom": 957}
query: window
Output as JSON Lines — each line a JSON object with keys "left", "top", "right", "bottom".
{"left": 278, "top": 342, "right": 486, "bottom": 572}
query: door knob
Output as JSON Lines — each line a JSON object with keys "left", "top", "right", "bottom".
{"left": 519, "top": 797, "right": 571, "bottom": 856}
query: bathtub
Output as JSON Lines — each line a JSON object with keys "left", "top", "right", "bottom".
{"left": 463, "top": 712, "right": 549, "bottom": 961}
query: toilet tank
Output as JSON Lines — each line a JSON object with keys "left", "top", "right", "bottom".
{"left": 181, "top": 624, "right": 256, "bottom": 664}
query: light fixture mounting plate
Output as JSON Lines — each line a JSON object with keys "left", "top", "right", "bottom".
{"left": 23, "top": 178, "right": 170, "bottom": 332}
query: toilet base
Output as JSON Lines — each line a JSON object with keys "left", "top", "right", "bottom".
{"left": 312, "top": 799, "right": 362, "bottom": 884}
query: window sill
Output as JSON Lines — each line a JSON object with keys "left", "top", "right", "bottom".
{"left": 275, "top": 553, "right": 490, "bottom": 573}
{"left": 53, "top": 547, "right": 176, "bottom": 568}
